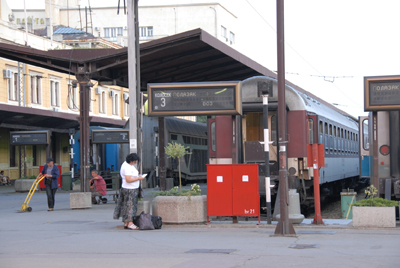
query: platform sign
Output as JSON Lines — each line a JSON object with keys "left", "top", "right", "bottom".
{"left": 364, "top": 75, "right": 400, "bottom": 111}
{"left": 10, "top": 130, "right": 50, "bottom": 145}
{"left": 148, "top": 82, "right": 242, "bottom": 116}
{"left": 92, "top": 130, "right": 129, "bottom": 144}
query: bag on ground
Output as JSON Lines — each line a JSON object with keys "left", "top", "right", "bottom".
{"left": 138, "top": 211, "right": 155, "bottom": 230}
{"left": 151, "top": 215, "right": 162, "bottom": 229}
{"left": 133, "top": 213, "right": 162, "bottom": 229}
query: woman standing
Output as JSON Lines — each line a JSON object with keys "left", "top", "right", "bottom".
{"left": 37, "top": 157, "right": 59, "bottom": 211}
{"left": 113, "top": 153, "right": 145, "bottom": 230}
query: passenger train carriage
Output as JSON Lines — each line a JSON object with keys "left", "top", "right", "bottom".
{"left": 359, "top": 111, "right": 400, "bottom": 200}
{"left": 209, "top": 76, "right": 361, "bottom": 213}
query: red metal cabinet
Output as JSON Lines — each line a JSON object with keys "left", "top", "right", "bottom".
{"left": 207, "top": 165, "right": 233, "bottom": 216}
{"left": 39, "top": 165, "right": 62, "bottom": 189}
{"left": 232, "top": 164, "right": 259, "bottom": 217}
{"left": 207, "top": 164, "right": 260, "bottom": 224}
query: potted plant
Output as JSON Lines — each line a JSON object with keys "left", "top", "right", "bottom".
{"left": 351, "top": 185, "right": 399, "bottom": 228}
{"left": 164, "top": 141, "right": 191, "bottom": 192}
{"left": 151, "top": 142, "right": 206, "bottom": 224}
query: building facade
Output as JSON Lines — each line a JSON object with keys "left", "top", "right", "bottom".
{"left": 0, "top": 57, "right": 129, "bottom": 180}
{"left": 10, "top": 1, "right": 237, "bottom": 48}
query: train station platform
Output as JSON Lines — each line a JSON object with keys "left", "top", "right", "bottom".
{"left": 1, "top": 184, "right": 399, "bottom": 268}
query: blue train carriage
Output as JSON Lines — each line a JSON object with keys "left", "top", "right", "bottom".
{"left": 72, "top": 126, "right": 121, "bottom": 176}
{"left": 359, "top": 111, "right": 400, "bottom": 200}
{"left": 121, "top": 116, "right": 208, "bottom": 187}
{"left": 212, "top": 76, "right": 361, "bottom": 212}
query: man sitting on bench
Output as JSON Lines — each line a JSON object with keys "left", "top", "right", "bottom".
{"left": 90, "top": 170, "right": 107, "bottom": 204}
{"left": 0, "top": 171, "right": 10, "bottom": 185}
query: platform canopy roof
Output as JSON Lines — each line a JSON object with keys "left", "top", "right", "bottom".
{"left": 0, "top": 29, "right": 277, "bottom": 132}
{"left": 0, "top": 28, "right": 275, "bottom": 88}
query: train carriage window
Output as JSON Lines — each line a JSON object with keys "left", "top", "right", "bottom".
{"left": 308, "top": 118, "right": 315, "bottom": 144}
{"left": 334, "top": 126, "right": 337, "bottom": 153}
{"left": 171, "top": 134, "right": 178, "bottom": 140}
{"left": 271, "top": 115, "right": 277, "bottom": 145}
{"left": 319, "top": 121, "right": 324, "bottom": 144}
{"left": 329, "top": 124, "right": 333, "bottom": 153}
{"left": 324, "top": 122, "right": 329, "bottom": 153}
{"left": 211, "top": 122, "right": 216, "bottom": 152}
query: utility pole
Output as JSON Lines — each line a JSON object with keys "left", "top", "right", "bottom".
{"left": 274, "top": 0, "right": 296, "bottom": 236}
{"left": 127, "top": 0, "right": 138, "bottom": 155}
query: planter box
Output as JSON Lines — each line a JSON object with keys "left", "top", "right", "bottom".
{"left": 152, "top": 195, "right": 207, "bottom": 224}
{"left": 14, "top": 179, "right": 37, "bottom": 192}
{"left": 70, "top": 192, "right": 92, "bottom": 209}
{"left": 352, "top": 206, "right": 396, "bottom": 228}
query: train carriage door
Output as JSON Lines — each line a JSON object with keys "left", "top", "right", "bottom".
{"left": 359, "top": 116, "right": 370, "bottom": 178}
{"left": 208, "top": 116, "right": 233, "bottom": 164}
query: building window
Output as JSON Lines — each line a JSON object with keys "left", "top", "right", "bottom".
{"left": 112, "top": 93, "right": 119, "bottom": 115}
{"left": 100, "top": 91, "right": 106, "bottom": 114}
{"left": 139, "top": 26, "right": 153, "bottom": 40}
{"left": 50, "top": 80, "right": 60, "bottom": 107}
{"left": 7, "top": 71, "right": 18, "bottom": 101}
{"left": 104, "top": 27, "right": 123, "bottom": 41}
{"left": 30, "top": 75, "right": 42, "bottom": 104}
{"left": 10, "top": 144, "right": 16, "bottom": 167}
{"left": 221, "top": 26, "right": 226, "bottom": 38}
{"left": 229, "top": 31, "right": 235, "bottom": 44}
{"left": 123, "top": 93, "right": 129, "bottom": 117}
{"left": 67, "top": 82, "right": 78, "bottom": 110}
{"left": 89, "top": 87, "right": 93, "bottom": 112}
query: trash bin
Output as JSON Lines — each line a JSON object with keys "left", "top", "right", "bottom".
{"left": 61, "top": 172, "right": 72, "bottom": 191}
{"left": 110, "top": 171, "right": 121, "bottom": 190}
{"left": 341, "top": 190, "right": 357, "bottom": 219}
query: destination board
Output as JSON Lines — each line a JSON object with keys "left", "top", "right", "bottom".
{"left": 148, "top": 82, "right": 242, "bottom": 116}
{"left": 92, "top": 130, "right": 129, "bottom": 144}
{"left": 10, "top": 131, "right": 50, "bottom": 145}
{"left": 365, "top": 76, "right": 400, "bottom": 111}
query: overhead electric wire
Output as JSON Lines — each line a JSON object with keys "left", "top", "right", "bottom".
{"left": 245, "top": 0, "right": 364, "bottom": 110}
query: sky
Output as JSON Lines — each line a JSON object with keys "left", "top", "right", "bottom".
{"left": 6, "top": 0, "right": 400, "bottom": 118}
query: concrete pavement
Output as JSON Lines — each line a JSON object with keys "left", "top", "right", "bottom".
{"left": 1, "top": 184, "right": 399, "bottom": 268}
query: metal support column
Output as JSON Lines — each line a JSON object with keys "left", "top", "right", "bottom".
{"left": 274, "top": 0, "right": 296, "bottom": 236}
{"left": 159, "top": 117, "right": 166, "bottom": 191}
{"left": 78, "top": 79, "right": 91, "bottom": 193}
{"left": 372, "top": 112, "right": 379, "bottom": 194}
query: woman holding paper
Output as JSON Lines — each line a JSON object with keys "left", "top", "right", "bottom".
{"left": 113, "top": 153, "right": 146, "bottom": 230}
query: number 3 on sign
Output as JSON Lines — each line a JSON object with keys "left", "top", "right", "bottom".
{"left": 161, "top": 98, "right": 166, "bottom": 107}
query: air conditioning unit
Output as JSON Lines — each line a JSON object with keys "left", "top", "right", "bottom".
{"left": 53, "top": 107, "right": 60, "bottom": 112}
{"left": 109, "top": 91, "right": 115, "bottom": 97}
{"left": 3, "top": 69, "right": 12, "bottom": 79}
{"left": 123, "top": 93, "right": 129, "bottom": 100}
{"left": 95, "top": 88, "right": 101, "bottom": 95}
{"left": 94, "top": 27, "right": 100, "bottom": 31}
